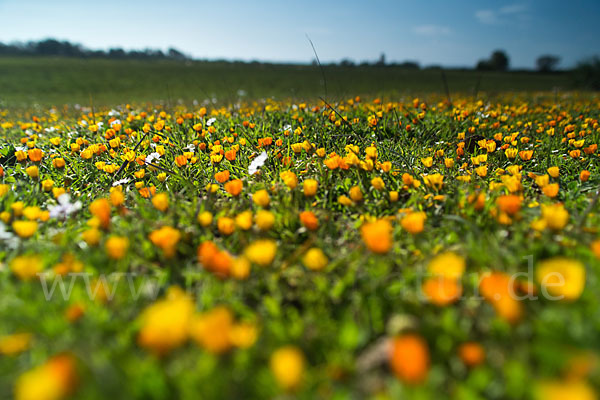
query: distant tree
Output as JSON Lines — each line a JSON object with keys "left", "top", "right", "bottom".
{"left": 398, "top": 61, "right": 420, "bottom": 70}
{"left": 168, "top": 47, "right": 187, "bottom": 60}
{"left": 339, "top": 58, "right": 355, "bottom": 67}
{"left": 376, "top": 53, "right": 386, "bottom": 66}
{"left": 108, "top": 48, "right": 126, "bottom": 59}
{"left": 536, "top": 55, "right": 560, "bottom": 72}
{"left": 572, "top": 56, "right": 600, "bottom": 90}
{"left": 476, "top": 50, "right": 510, "bottom": 71}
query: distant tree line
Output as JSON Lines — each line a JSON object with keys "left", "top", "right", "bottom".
{"left": 0, "top": 39, "right": 189, "bottom": 60}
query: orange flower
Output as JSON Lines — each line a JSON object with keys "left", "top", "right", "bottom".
{"left": 89, "top": 198, "right": 111, "bottom": 229}
{"left": 175, "top": 155, "right": 188, "bottom": 167}
{"left": 422, "top": 277, "right": 462, "bottom": 306}
{"left": 592, "top": 240, "right": 600, "bottom": 259}
{"left": 518, "top": 150, "right": 533, "bottom": 161}
{"left": 225, "top": 149, "right": 237, "bottom": 161}
{"left": 149, "top": 226, "right": 181, "bottom": 258}
{"left": 299, "top": 211, "right": 319, "bottom": 231}
{"left": 214, "top": 170, "right": 230, "bottom": 183}
{"left": 105, "top": 236, "right": 129, "bottom": 260}
{"left": 401, "top": 211, "right": 426, "bottom": 234}
{"left": 580, "top": 170, "right": 590, "bottom": 182}
{"left": 389, "top": 334, "right": 429, "bottom": 384}
{"left": 197, "top": 241, "right": 232, "bottom": 277}
{"left": 151, "top": 193, "right": 169, "bottom": 212}
{"left": 479, "top": 272, "right": 522, "bottom": 323}
{"left": 224, "top": 179, "right": 243, "bottom": 196}
{"left": 496, "top": 195, "right": 521, "bottom": 216}
{"left": 361, "top": 219, "right": 392, "bottom": 254}
{"left": 458, "top": 342, "right": 485, "bottom": 367}
{"left": 27, "top": 148, "right": 44, "bottom": 162}
{"left": 190, "top": 306, "right": 233, "bottom": 354}
{"left": 14, "top": 354, "right": 78, "bottom": 400}
{"left": 542, "top": 183, "right": 559, "bottom": 198}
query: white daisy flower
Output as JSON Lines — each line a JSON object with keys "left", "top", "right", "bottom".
{"left": 145, "top": 152, "right": 161, "bottom": 164}
{"left": 49, "top": 194, "right": 82, "bottom": 219}
{"left": 248, "top": 151, "right": 268, "bottom": 175}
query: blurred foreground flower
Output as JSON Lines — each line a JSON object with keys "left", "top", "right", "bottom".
{"left": 138, "top": 287, "right": 194, "bottom": 355}
{"left": 14, "top": 354, "right": 77, "bottom": 400}
{"left": 389, "top": 334, "right": 429, "bottom": 384}
{"left": 361, "top": 219, "right": 392, "bottom": 254}
{"left": 536, "top": 257, "right": 585, "bottom": 301}
{"left": 270, "top": 346, "right": 305, "bottom": 391}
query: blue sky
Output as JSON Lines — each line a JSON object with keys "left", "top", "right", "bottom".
{"left": 0, "top": 0, "right": 598, "bottom": 69}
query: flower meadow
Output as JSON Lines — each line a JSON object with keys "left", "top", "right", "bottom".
{"left": 0, "top": 94, "right": 599, "bottom": 399}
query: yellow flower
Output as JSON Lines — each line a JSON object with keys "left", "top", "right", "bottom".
{"left": 244, "top": 239, "right": 277, "bottom": 266}
{"left": 338, "top": 195, "right": 354, "bottom": 206}
{"left": 12, "top": 220, "right": 37, "bottom": 238}
{"left": 12, "top": 201, "right": 25, "bottom": 216}
{"left": 151, "top": 193, "right": 169, "bottom": 212}
{"left": 10, "top": 255, "right": 43, "bottom": 281}
{"left": 303, "top": 179, "right": 318, "bottom": 197}
{"left": 0, "top": 184, "right": 10, "bottom": 197}
{"left": 230, "top": 257, "right": 251, "bottom": 280}
{"left": 105, "top": 236, "right": 129, "bottom": 260}
{"left": 536, "top": 257, "right": 585, "bottom": 301}
{"left": 197, "top": 211, "right": 213, "bottom": 227}
{"left": 235, "top": 211, "right": 253, "bottom": 230}
{"left": 255, "top": 210, "right": 275, "bottom": 231}
{"left": 23, "top": 206, "right": 41, "bottom": 221}
{"left": 371, "top": 177, "right": 385, "bottom": 190}
{"left": 14, "top": 355, "right": 77, "bottom": 400}
{"left": 444, "top": 158, "right": 455, "bottom": 168}
{"left": 535, "top": 380, "right": 596, "bottom": 400}
{"left": 109, "top": 189, "right": 124, "bottom": 207}
{"left": 505, "top": 148, "right": 518, "bottom": 159}
{"left": 280, "top": 171, "right": 298, "bottom": 189}
{"left": 252, "top": 189, "right": 270, "bottom": 207}
{"left": 422, "top": 173, "right": 444, "bottom": 190}
{"left": 149, "top": 226, "right": 181, "bottom": 258}
{"left": 0, "top": 333, "right": 32, "bottom": 356}
{"left": 270, "top": 346, "right": 305, "bottom": 391}
{"left": 229, "top": 322, "right": 258, "bottom": 348}
{"left": 41, "top": 179, "right": 54, "bottom": 192}
{"left": 421, "top": 157, "right": 433, "bottom": 167}
{"left": 302, "top": 248, "right": 329, "bottom": 271}
{"left": 138, "top": 287, "right": 194, "bottom": 355}
{"left": 428, "top": 252, "right": 466, "bottom": 279}
{"left": 401, "top": 211, "right": 426, "bottom": 234}
{"left": 475, "top": 165, "right": 488, "bottom": 177}
{"left": 547, "top": 166, "right": 559, "bottom": 178}
{"left": 541, "top": 203, "right": 569, "bottom": 231}
{"left": 349, "top": 186, "right": 363, "bottom": 202}
{"left": 25, "top": 165, "right": 39, "bottom": 179}
{"left": 389, "top": 191, "right": 399, "bottom": 202}
{"left": 81, "top": 228, "right": 101, "bottom": 246}
{"left": 217, "top": 217, "right": 236, "bottom": 235}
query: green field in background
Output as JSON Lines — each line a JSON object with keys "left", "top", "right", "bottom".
{"left": 0, "top": 57, "right": 574, "bottom": 107}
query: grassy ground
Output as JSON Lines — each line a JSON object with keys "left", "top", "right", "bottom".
{"left": 0, "top": 93, "right": 599, "bottom": 399}
{"left": 0, "top": 57, "right": 574, "bottom": 107}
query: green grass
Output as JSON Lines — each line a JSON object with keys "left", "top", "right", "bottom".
{"left": 0, "top": 57, "right": 575, "bottom": 107}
